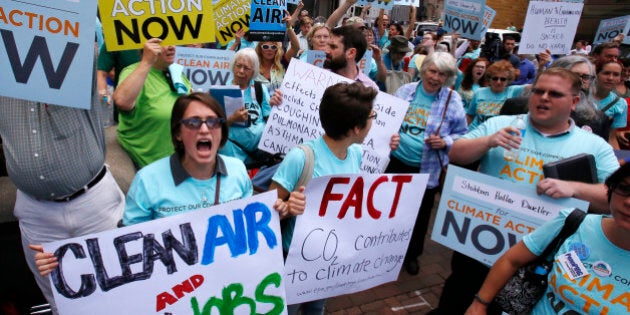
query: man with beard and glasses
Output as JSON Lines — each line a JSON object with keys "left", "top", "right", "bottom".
{"left": 324, "top": 25, "right": 379, "bottom": 90}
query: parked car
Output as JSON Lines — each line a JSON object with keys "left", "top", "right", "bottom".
{"left": 414, "top": 21, "right": 439, "bottom": 36}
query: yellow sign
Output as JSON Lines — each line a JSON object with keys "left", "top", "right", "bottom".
{"left": 213, "top": 0, "right": 251, "bottom": 45}
{"left": 99, "top": 0, "right": 215, "bottom": 51}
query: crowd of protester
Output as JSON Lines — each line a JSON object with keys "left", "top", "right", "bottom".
{"left": 2, "top": 0, "right": 630, "bottom": 314}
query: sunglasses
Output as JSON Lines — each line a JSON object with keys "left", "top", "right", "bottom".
{"left": 613, "top": 183, "right": 630, "bottom": 197}
{"left": 577, "top": 74, "right": 595, "bottom": 81}
{"left": 491, "top": 76, "right": 508, "bottom": 82}
{"left": 181, "top": 117, "right": 225, "bottom": 130}
{"left": 262, "top": 44, "right": 278, "bottom": 50}
{"left": 531, "top": 88, "right": 572, "bottom": 99}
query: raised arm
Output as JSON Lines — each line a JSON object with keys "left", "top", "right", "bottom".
{"left": 327, "top": 0, "right": 357, "bottom": 28}
{"left": 113, "top": 38, "right": 162, "bottom": 111}
{"left": 283, "top": 11, "right": 301, "bottom": 61}
{"left": 404, "top": 6, "right": 416, "bottom": 39}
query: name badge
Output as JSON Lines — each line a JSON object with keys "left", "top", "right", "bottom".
{"left": 558, "top": 250, "right": 589, "bottom": 280}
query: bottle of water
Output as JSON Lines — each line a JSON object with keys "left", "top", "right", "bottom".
{"left": 100, "top": 93, "right": 114, "bottom": 127}
{"left": 503, "top": 114, "right": 527, "bottom": 161}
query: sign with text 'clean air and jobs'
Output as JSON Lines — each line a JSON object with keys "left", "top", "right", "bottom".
{"left": 0, "top": 0, "right": 96, "bottom": 109}
{"left": 431, "top": 165, "right": 589, "bottom": 266}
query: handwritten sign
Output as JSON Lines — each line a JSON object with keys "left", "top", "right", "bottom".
{"left": 519, "top": 0, "right": 584, "bottom": 55}
{"left": 259, "top": 59, "right": 409, "bottom": 173}
{"left": 593, "top": 15, "right": 630, "bottom": 45}
{"left": 0, "top": 0, "right": 96, "bottom": 109}
{"left": 356, "top": 0, "right": 395, "bottom": 10}
{"left": 248, "top": 0, "right": 286, "bottom": 42}
{"left": 213, "top": 0, "right": 251, "bottom": 45}
{"left": 176, "top": 47, "right": 234, "bottom": 92}
{"left": 284, "top": 173, "right": 428, "bottom": 304}
{"left": 99, "top": 0, "right": 215, "bottom": 51}
{"left": 44, "top": 192, "right": 287, "bottom": 315}
{"left": 306, "top": 50, "right": 326, "bottom": 68}
{"left": 431, "top": 165, "right": 589, "bottom": 266}
{"left": 443, "top": 0, "right": 486, "bottom": 40}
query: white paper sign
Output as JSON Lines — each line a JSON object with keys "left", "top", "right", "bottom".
{"left": 44, "top": 192, "right": 287, "bottom": 315}
{"left": 259, "top": 59, "right": 409, "bottom": 173}
{"left": 284, "top": 173, "right": 429, "bottom": 304}
{"left": 519, "top": 1, "right": 584, "bottom": 55}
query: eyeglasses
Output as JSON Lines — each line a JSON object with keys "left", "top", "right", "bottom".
{"left": 491, "top": 76, "right": 508, "bottom": 82}
{"left": 613, "top": 183, "right": 630, "bottom": 197}
{"left": 576, "top": 74, "right": 595, "bottom": 82}
{"left": 234, "top": 63, "right": 253, "bottom": 72}
{"left": 261, "top": 44, "right": 277, "bottom": 50}
{"left": 181, "top": 117, "right": 225, "bottom": 130}
{"left": 368, "top": 111, "right": 378, "bottom": 120}
{"left": 531, "top": 88, "right": 572, "bottom": 98}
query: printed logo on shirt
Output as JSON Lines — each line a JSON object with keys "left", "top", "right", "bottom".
{"left": 558, "top": 251, "right": 589, "bottom": 280}
{"left": 592, "top": 261, "right": 612, "bottom": 277}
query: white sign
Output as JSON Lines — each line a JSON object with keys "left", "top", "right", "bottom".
{"left": 519, "top": 0, "right": 584, "bottom": 55}
{"left": 259, "top": 59, "right": 409, "bottom": 173}
{"left": 44, "top": 192, "right": 287, "bottom": 315}
{"left": 284, "top": 173, "right": 428, "bottom": 304}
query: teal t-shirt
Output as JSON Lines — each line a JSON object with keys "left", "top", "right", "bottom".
{"left": 523, "top": 208, "right": 630, "bottom": 314}
{"left": 466, "top": 85, "right": 526, "bottom": 131}
{"left": 464, "top": 114, "right": 619, "bottom": 186}
{"left": 597, "top": 92, "right": 628, "bottom": 128}
{"left": 392, "top": 84, "right": 437, "bottom": 166}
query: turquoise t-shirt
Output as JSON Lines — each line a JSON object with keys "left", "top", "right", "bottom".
{"left": 219, "top": 80, "right": 271, "bottom": 162}
{"left": 392, "top": 84, "right": 436, "bottom": 166}
{"left": 123, "top": 154, "right": 253, "bottom": 225}
{"left": 466, "top": 85, "right": 527, "bottom": 131}
{"left": 464, "top": 115, "right": 619, "bottom": 186}
{"left": 457, "top": 83, "right": 481, "bottom": 110}
{"left": 597, "top": 92, "right": 628, "bottom": 128}
{"left": 523, "top": 208, "right": 630, "bottom": 315}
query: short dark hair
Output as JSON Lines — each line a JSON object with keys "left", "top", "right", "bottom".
{"left": 331, "top": 25, "right": 367, "bottom": 62}
{"left": 319, "top": 82, "right": 376, "bottom": 140}
{"left": 171, "top": 92, "right": 228, "bottom": 157}
{"left": 605, "top": 162, "right": 630, "bottom": 202}
{"left": 503, "top": 35, "right": 516, "bottom": 42}
{"left": 535, "top": 68, "right": 582, "bottom": 95}
{"left": 592, "top": 42, "right": 620, "bottom": 56}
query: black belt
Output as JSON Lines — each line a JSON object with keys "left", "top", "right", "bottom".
{"left": 53, "top": 166, "right": 107, "bottom": 202}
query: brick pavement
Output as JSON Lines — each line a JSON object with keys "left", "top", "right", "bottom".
{"left": 325, "top": 202, "right": 455, "bottom": 315}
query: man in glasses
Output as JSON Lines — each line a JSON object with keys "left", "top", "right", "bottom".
{"left": 429, "top": 68, "right": 619, "bottom": 315}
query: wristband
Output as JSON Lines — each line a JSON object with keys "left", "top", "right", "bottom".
{"left": 474, "top": 293, "right": 491, "bottom": 306}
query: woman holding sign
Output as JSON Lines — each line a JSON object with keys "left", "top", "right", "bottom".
{"left": 387, "top": 52, "right": 468, "bottom": 275}
{"left": 465, "top": 163, "right": 630, "bottom": 315}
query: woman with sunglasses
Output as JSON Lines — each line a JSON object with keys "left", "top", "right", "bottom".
{"left": 387, "top": 52, "right": 468, "bottom": 275}
{"left": 255, "top": 41, "right": 286, "bottom": 94}
{"left": 592, "top": 60, "right": 628, "bottom": 149}
{"left": 466, "top": 60, "right": 529, "bottom": 131}
{"left": 465, "top": 162, "right": 630, "bottom": 315}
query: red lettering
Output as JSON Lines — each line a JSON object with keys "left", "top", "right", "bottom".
{"left": 338, "top": 177, "right": 364, "bottom": 219}
{"left": 319, "top": 177, "right": 350, "bottom": 216}
{"left": 367, "top": 176, "right": 388, "bottom": 219}
{"left": 156, "top": 291, "right": 177, "bottom": 312}
{"left": 388, "top": 175, "right": 413, "bottom": 218}
{"left": 155, "top": 274, "right": 205, "bottom": 312}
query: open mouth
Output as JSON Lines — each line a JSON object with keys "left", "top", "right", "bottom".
{"left": 197, "top": 140, "right": 212, "bottom": 151}
{"left": 535, "top": 105, "right": 550, "bottom": 111}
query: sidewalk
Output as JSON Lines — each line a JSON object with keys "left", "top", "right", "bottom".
{"left": 326, "top": 211, "right": 454, "bottom": 315}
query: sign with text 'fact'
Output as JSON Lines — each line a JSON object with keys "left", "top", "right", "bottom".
{"left": 99, "top": 0, "right": 215, "bottom": 51}
{"left": 0, "top": 0, "right": 96, "bottom": 109}
{"left": 44, "top": 192, "right": 287, "bottom": 315}
{"left": 284, "top": 173, "right": 428, "bottom": 304}
{"left": 431, "top": 165, "right": 589, "bottom": 266}
{"left": 175, "top": 47, "right": 234, "bottom": 92}
{"left": 519, "top": 0, "right": 583, "bottom": 55}
{"left": 259, "top": 59, "right": 409, "bottom": 174}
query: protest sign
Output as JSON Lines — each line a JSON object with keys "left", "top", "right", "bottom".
{"left": 259, "top": 59, "right": 409, "bottom": 173}
{"left": 431, "top": 165, "right": 589, "bottom": 266}
{"left": 593, "top": 15, "right": 630, "bottom": 45}
{"left": 479, "top": 5, "right": 496, "bottom": 38}
{"left": 356, "top": 0, "right": 395, "bottom": 10}
{"left": 306, "top": 50, "right": 326, "bottom": 68}
{"left": 248, "top": 0, "right": 287, "bottom": 41}
{"left": 99, "top": 0, "right": 215, "bottom": 51}
{"left": 0, "top": 1, "right": 96, "bottom": 109}
{"left": 44, "top": 192, "right": 287, "bottom": 315}
{"left": 358, "top": 50, "right": 373, "bottom": 76}
{"left": 176, "top": 47, "right": 234, "bottom": 91}
{"left": 284, "top": 173, "right": 428, "bottom": 304}
{"left": 214, "top": 0, "right": 251, "bottom": 46}
{"left": 443, "top": 0, "right": 486, "bottom": 40}
{"left": 519, "top": 0, "right": 584, "bottom": 55}
{"left": 394, "top": 0, "right": 421, "bottom": 6}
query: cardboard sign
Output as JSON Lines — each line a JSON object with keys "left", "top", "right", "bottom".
{"left": 593, "top": 15, "right": 630, "bottom": 45}
{"left": 175, "top": 47, "right": 234, "bottom": 92}
{"left": 99, "top": 0, "right": 215, "bottom": 51}
{"left": 213, "top": 0, "right": 252, "bottom": 46}
{"left": 519, "top": 0, "right": 584, "bottom": 55}
{"left": 431, "top": 165, "right": 589, "bottom": 266}
{"left": 0, "top": 0, "right": 96, "bottom": 109}
{"left": 44, "top": 192, "right": 287, "bottom": 315}
{"left": 259, "top": 59, "right": 409, "bottom": 173}
{"left": 248, "top": 0, "right": 286, "bottom": 41}
{"left": 443, "top": 0, "right": 486, "bottom": 41}
{"left": 284, "top": 173, "right": 428, "bottom": 304}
